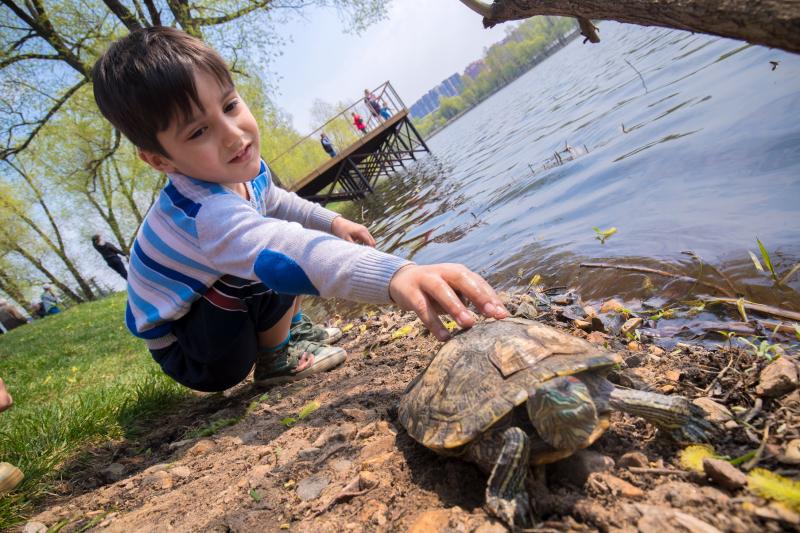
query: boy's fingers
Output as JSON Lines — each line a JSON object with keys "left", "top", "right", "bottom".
{"left": 422, "top": 276, "right": 475, "bottom": 329}
{"left": 407, "top": 291, "right": 449, "bottom": 341}
{"left": 444, "top": 266, "right": 508, "bottom": 319}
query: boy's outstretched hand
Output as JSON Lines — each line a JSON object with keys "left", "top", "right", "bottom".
{"left": 331, "top": 216, "right": 376, "bottom": 247}
{"left": 389, "top": 264, "right": 509, "bottom": 341}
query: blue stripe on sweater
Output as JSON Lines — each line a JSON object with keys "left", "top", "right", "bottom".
{"left": 254, "top": 249, "right": 319, "bottom": 296}
{"left": 140, "top": 223, "right": 219, "bottom": 276}
{"left": 126, "top": 298, "right": 171, "bottom": 339}
{"left": 134, "top": 241, "right": 207, "bottom": 293}
{"left": 158, "top": 194, "right": 199, "bottom": 239}
{"left": 164, "top": 182, "right": 200, "bottom": 217}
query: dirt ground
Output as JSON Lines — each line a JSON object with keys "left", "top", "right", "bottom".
{"left": 18, "top": 293, "right": 800, "bottom": 532}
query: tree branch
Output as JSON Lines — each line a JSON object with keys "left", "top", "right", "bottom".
{"left": 464, "top": 0, "right": 800, "bottom": 54}
{"left": 100, "top": 0, "right": 143, "bottom": 31}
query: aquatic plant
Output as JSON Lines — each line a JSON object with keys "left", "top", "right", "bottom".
{"left": 592, "top": 226, "right": 617, "bottom": 244}
{"left": 749, "top": 238, "right": 800, "bottom": 286}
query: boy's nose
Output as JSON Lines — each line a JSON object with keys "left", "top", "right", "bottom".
{"left": 222, "top": 120, "right": 243, "bottom": 147}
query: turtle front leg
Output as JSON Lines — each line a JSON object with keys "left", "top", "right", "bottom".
{"left": 482, "top": 426, "right": 533, "bottom": 528}
{"left": 608, "top": 387, "right": 716, "bottom": 441}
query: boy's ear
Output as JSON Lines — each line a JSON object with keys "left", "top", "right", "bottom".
{"left": 138, "top": 149, "right": 177, "bottom": 174}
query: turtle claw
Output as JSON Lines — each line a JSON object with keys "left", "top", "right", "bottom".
{"left": 486, "top": 493, "right": 532, "bottom": 529}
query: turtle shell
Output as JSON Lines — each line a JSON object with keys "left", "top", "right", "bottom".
{"left": 398, "top": 318, "right": 622, "bottom": 451}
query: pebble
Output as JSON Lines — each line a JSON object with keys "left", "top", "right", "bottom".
{"left": 618, "top": 451, "right": 649, "bottom": 469}
{"left": 628, "top": 341, "right": 643, "bottom": 352}
{"left": 723, "top": 420, "right": 739, "bottom": 430}
{"left": 340, "top": 407, "right": 376, "bottom": 422}
{"left": 586, "top": 331, "right": 608, "bottom": 344}
{"left": 621, "top": 317, "right": 643, "bottom": 336}
{"left": 551, "top": 450, "right": 614, "bottom": 486}
{"left": 779, "top": 439, "right": 800, "bottom": 464}
{"left": 22, "top": 522, "right": 47, "bottom": 533}
{"left": 592, "top": 472, "right": 644, "bottom": 499}
{"left": 101, "top": 462, "right": 126, "bottom": 482}
{"left": 143, "top": 463, "right": 170, "bottom": 474}
{"left": 331, "top": 458, "right": 353, "bottom": 472}
{"left": 408, "top": 509, "right": 451, "bottom": 533}
{"left": 168, "top": 438, "right": 194, "bottom": 450}
{"left": 164, "top": 466, "right": 189, "bottom": 478}
{"left": 665, "top": 369, "right": 682, "bottom": 381}
{"left": 145, "top": 470, "right": 174, "bottom": 490}
{"left": 297, "top": 447, "right": 321, "bottom": 461}
{"left": 187, "top": 439, "right": 216, "bottom": 456}
{"left": 702, "top": 458, "right": 746, "bottom": 490}
{"left": 692, "top": 397, "right": 734, "bottom": 423}
{"left": 648, "top": 345, "right": 666, "bottom": 356}
{"left": 600, "top": 299, "right": 625, "bottom": 313}
{"left": 624, "top": 354, "right": 644, "bottom": 368}
{"left": 359, "top": 435, "right": 396, "bottom": 460}
{"left": 296, "top": 473, "right": 329, "bottom": 501}
{"left": 756, "top": 357, "right": 798, "bottom": 397}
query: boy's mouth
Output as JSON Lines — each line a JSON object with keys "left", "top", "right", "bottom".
{"left": 229, "top": 143, "right": 253, "bottom": 164}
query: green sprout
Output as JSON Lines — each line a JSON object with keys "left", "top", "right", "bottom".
{"left": 593, "top": 226, "right": 617, "bottom": 244}
{"left": 749, "top": 238, "right": 800, "bottom": 285}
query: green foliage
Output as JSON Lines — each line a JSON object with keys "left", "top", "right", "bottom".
{"left": 279, "top": 400, "right": 321, "bottom": 427}
{"left": 0, "top": 293, "right": 190, "bottom": 528}
{"left": 748, "top": 238, "right": 800, "bottom": 286}
{"left": 739, "top": 337, "right": 783, "bottom": 361}
{"left": 593, "top": 226, "right": 618, "bottom": 244}
{"left": 413, "top": 17, "right": 575, "bottom": 137}
{"left": 184, "top": 417, "right": 241, "bottom": 439}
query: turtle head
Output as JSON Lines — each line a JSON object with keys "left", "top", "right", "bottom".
{"left": 527, "top": 376, "right": 599, "bottom": 452}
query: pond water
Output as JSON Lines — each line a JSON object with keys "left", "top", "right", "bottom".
{"left": 341, "top": 22, "right": 800, "bottom": 317}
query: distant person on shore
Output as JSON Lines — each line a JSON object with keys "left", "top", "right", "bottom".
{"left": 91, "top": 234, "right": 128, "bottom": 280}
{"left": 90, "top": 27, "right": 508, "bottom": 393}
{"left": 364, "top": 89, "right": 383, "bottom": 122}
{"left": 39, "top": 285, "right": 60, "bottom": 316}
{"left": 320, "top": 133, "right": 336, "bottom": 158}
{"left": 352, "top": 112, "right": 367, "bottom": 135}
{"left": 0, "top": 298, "right": 28, "bottom": 333}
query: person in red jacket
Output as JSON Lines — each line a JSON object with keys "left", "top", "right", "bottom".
{"left": 351, "top": 112, "right": 366, "bottom": 135}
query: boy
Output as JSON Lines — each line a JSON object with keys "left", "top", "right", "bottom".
{"left": 92, "top": 27, "right": 508, "bottom": 392}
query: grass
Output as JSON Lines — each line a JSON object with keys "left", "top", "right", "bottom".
{"left": 0, "top": 293, "right": 191, "bottom": 529}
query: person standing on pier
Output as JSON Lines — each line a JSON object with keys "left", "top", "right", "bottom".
{"left": 320, "top": 133, "right": 336, "bottom": 157}
{"left": 364, "top": 89, "right": 383, "bottom": 122}
{"left": 352, "top": 112, "right": 367, "bottom": 135}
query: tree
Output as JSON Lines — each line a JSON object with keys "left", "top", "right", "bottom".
{"left": 458, "top": 0, "right": 800, "bottom": 54}
{"left": 0, "top": 0, "right": 391, "bottom": 301}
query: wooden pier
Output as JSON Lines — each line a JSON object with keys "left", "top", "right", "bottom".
{"left": 268, "top": 82, "right": 430, "bottom": 205}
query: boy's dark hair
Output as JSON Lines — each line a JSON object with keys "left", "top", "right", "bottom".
{"left": 92, "top": 27, "right": 232, "bottom": 156}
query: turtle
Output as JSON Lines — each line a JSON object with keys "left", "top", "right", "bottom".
{"left": 398, "top": 318, "right": 714, "bottom": 528}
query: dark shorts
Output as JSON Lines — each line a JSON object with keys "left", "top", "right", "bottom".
{"left": 150, "top": 276, "right": 295, "bottom": 392}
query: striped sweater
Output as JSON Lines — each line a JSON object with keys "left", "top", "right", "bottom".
{"left": 127, "top": 160, "right": 410, "bottom": 350}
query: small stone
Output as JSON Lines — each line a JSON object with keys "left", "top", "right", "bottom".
{"left": 101, "top": 463, "right": 126, "bottom": 483}
{"left": 624, "top": 354, "right": 643, "bottom": 368}
{"left": 756, "top": 358, "right": 798, "bottom": 397}
{"left": 144, "top": 463, "right": 170, "bottom": 474}
{"left": 692, "top": 398, "right": 734, "bottom": 423}
{"left": 296, "top": 473, "right": 329, "bottom": 501}
{"left": 587, "top": 331, "right": 608, "bottom": 344}
{"left": 408, "top": 509, "right": 451, "bottom": 533}
{"left": 660, "top": 384, "right": 676, "bottom": 393}
{"left": 169, "top": 466, "right": 192, "bottom": 478}
{"left": 702, "top": 458, "right": 746, "bottom": 490}
{"left": 723, "top": 420, "right": 739, "bottom": 430}
{"left": 297, "top": 447, "right": 321, "bottom": 461}
{"left": 330, "top": 459, "right": 353, "bottom": 472}
{"left": 601, "top": 299, "right": 625, "bottom": 313}
{"left": 648, "top": 345, "right": 666, "bottom": 356}
{"left": 628, "top": 341, "right": 643, "bottom": 352}
{"left": 473, "top": 521, "right": 507, "bottom": 533}
{"left": 187, "top": 439, "right": 216, "bottom": 456}
{"left": 145, "top": 470, "right": 174, "bottom": 490}
{"left": 665, "top": 369, "right": 682, "bottom": 382}
{"left": 782, "top": 389, "right": 800, "bottom": 407}
{"left": 767, "top": 502, "right": 800, "bottom": 525}
{"left": 551, "top": 450, "right": 614, "bottom": 486}
{"left": 357, "top": 423, "right": 376, "bottom": 439}
{"left": 341, "top": 408, "right": 376, "bottom": 422}
{"left": 168, "top": 439, "right": 194, "bottom": 450}
{"left": 359, "top": 435, "right": 396, "bottom": 460}
{"left": 779, "top": 439, "right": 800, "bottom": 464}
{"left": 22, "top": 522, "right": 47, "bottom": 533}
{"left": 583, "top": 305, "right": 598, "bottom": 317}
{"left": 573, "top": 319, "right": 592, "bottom": 331}
{"left": 618, "top": 451, "right": 649, "bottom": 469}
{"left": 594, "top": 472, "right": 644, "bottom": 498}
{"left": 621, "top": 317, "right": 643, "bottom": 336}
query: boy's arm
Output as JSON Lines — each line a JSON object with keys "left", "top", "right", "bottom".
{"left": 261, "top": 171, "right": 340, "bottom": 233}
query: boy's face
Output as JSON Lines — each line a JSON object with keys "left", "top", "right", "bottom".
{"left": 139, "top": 69, "right": 261, "bottom": 185}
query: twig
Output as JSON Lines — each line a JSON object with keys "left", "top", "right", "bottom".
{"left": 579, "top": 262, "right": 735, "bottom": 296}
{"left": 624, "top": 58, "right": 648, "bottom": 93}
{"left": 698, "top": 296, "right": 800, "bottom": 322}
{"left": 703, "top": 354, "right": 737, "bottom": 394}
{"left": 628, "top": 467, "right": 691, "bottom": 477}
{"left": 743, "top": 422, "right": 770, "bottom": 471}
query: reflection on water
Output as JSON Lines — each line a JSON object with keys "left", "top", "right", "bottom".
{"left": 335, "top": 22, "right": 800, "bottom": 318}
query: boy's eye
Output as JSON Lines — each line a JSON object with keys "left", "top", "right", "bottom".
{"left": 188, "top": 127, "right": 206, "bottom": 140}
{"left": 224, "top": 99, "right": 239, "bottom": 113}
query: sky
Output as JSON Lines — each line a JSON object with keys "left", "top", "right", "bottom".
{"left": 270, "top": 1, "right": 513, "bottom": 132}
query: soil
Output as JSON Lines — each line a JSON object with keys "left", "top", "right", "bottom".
{"left": 18, "top": 293, "right": 800, "bottom": 533}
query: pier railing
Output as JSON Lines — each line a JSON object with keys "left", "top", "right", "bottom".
{"left": 268, "top": 81, "right": 407, "bottom": 188}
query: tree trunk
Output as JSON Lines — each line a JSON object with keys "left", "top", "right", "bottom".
{"left": 460, "top": 0, "right": 800, "bottom": 54}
